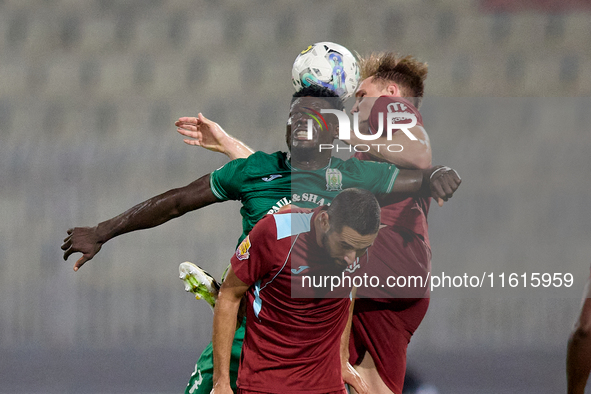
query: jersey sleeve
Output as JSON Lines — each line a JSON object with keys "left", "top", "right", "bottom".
{"left": 368, "top": 96, "right": 424, "bottom": 135}
{"left": 230, "top": 214, "right": 278, "bottom": 286}
{"left": 209, "top": 158, "right": 247, "bottom": 201}
{"left": 344, "top": 158, "right": 400, "bottom": 195}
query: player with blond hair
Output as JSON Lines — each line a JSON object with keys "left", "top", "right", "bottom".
{"left": 347, "top": 52, "right": 433, "bottom": 394}
{"left": 64, "top": 82, "right": 460, "bottom": 393}
{"left": 178, "top": 52, "right": 444, "bottom": 394}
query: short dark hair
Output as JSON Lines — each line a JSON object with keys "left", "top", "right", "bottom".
{"left": 292, "top": 85, "right": 345, "bottom": 111}
{"left": 326, "top": 188, "right": 380, "bottom": 236}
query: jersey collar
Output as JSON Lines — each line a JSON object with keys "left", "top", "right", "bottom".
{"left": 285, "top": 156, "right": 333, "bottom": 172}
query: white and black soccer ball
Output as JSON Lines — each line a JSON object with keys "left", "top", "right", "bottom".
{"left": 291, "top": 42, "right": 360, "bottom": 99}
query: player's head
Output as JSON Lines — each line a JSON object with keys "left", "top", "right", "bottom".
{"left": 286, "top": 85, "right": 345, "bottom": 153}
{"left": 317, "top": 188, "right": 380, "bottom": 270}
{"left": 351, "top": 53, "right": 428, "bottom": 122}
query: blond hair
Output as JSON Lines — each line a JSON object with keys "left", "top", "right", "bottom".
{"left": 359, "top": 53, "right": 428, "bottom": 108}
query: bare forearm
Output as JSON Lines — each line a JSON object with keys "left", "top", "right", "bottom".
{"left": 212, "top": 291, "right": 241, "bottom": 385}
{"left": 349, "top": 126, "right": 431, "bottom": 169}
{"left": 567, "top": 296, "right": 591, "bottom": 394}
{"left": 96, "top": 174, "right": 218, "bottom": 243}
{"left": 63, "top": 174, "right": 219, "bottom": 271}
{"left": 339, "top": 288, "right": 368, "bottom": 393}
{"left": 389, "top": 168, "right": 427, "bottom": 194}
{"left": 223, "top": 136, "right": 255, "bottom": 160}
{"left": 366, "top": 145, "right": 431, "bottom": 169}
{"left": 176, "top": 114, "right": 254, "bottom": 160}
{"left": 95, "top": 192, "right": 188, "bottom": 242}
{"left": 340, "top": 290, "right": 356, "bottom": 364}
{"left": 567, "top": 330, "right": 591, "bottom": 393}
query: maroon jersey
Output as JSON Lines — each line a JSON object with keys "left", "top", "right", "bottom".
{"left": 354, "top": 96, "right": 430, "bottom": 244}
{"left": 231, "top": 207, "right": 366, "bottom": 394}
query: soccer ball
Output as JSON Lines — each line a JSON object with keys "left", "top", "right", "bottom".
{"left": 291, "top": 42, "right": 360, "bottom": 99}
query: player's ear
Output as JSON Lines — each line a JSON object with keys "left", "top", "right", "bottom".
{"left": 319, "top": 211, "right": 330, "bottom": 232}
{"left": 285, "top": 120, "right": 291, "bottom": 148}
{"left": 327, "top": 114, "right": 339, "bottom": 139}
{"left": 386, "top": 83, "right": 399, "bottom": 96}
{"left": 332, "top": 123, "right": 339, "bottom": 139}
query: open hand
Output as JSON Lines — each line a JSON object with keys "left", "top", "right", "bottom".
{"left": 175, "top": 113, "right": 230, "bottom": 154}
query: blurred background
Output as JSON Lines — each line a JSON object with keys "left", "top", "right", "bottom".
{"left": 1, "top": 0, "right": 591, "bottom": 393}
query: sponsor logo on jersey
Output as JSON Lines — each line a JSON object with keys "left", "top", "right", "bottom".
{"left": 291, "top": 193, "right": 327, "bottom": 205}
{"left": 266, "top": 193, "right": 333, "bottom": 214}
{"left": 267, "top": 197, "right": 292, "bottom": 214}
{"left": 262, "top": 174, "right": 283, "bottom": 182}
{"left": 325, "top": 168, "right": 343, "bottom": 191}
{"left": 345, "top": 257, "right": 361, "bottom": 273}
{"left": 236, "top": 236, "right": 251, "bottom": 261}
{"left": 188, "top": 368, "right": 203, "bottom": 393}
{"left": 291, "top": 266, "right": 310, "bottom": 274}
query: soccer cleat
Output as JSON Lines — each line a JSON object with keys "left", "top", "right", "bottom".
{"left": 179, "top": 262, "right": 221, "bottom": 308}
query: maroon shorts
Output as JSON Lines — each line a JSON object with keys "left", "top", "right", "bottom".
{"left": 349, "top": 298, "right": 429, "bottom": 394}
{"left": 350, "top": 225, "right": 431, "bottom": 393}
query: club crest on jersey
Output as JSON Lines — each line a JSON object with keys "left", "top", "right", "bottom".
{"left": 236, "top": 236, "right": 251, "bottom": 261}
{"left": 345, "top": 257, "right": 361, "bottom": 273}
{"left": 325, "top": 169, "right": 343, "bottom": 191}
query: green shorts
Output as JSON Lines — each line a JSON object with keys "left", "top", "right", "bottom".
{"left": 185, "top": 319, "right": 245, "bottom": 394}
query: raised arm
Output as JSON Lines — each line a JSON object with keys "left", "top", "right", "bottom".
{"left": 176, "top": 113, "right": 254, "bottom": 160}
{"left": 348, "top": 125, "right": 432, "bottom": 170}
{"left": 211, "top": 266, "right": 249, "bottom": 394}
{"left": 61, "top": 174, "right": 220, "bottom": 271}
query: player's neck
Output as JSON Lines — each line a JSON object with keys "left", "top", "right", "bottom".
{"left": 290, "top": 149, "right": 332, "bottom": 170}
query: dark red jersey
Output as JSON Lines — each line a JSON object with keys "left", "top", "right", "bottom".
{"left": 354, "top": 96, "right": 430, "bottom": 244}
{"left": 231, "top": 207, "right": 367, "bottom": 394}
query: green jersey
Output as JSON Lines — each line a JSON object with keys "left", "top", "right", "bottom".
{"left": 210, "top": 151, "right": 400, "bottom": 244}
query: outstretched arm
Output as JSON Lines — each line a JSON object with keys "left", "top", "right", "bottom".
{"left": 211, "top": 267, "right": 249, "bottom": 394}
{"left": 567, "top": 278, "right": 591, "bottom": 394}
{"left": 61, "top": 174, "right": 220, "bottom": 271}
{"left": 176, "top": 113, "right": 254, "bottom": 160}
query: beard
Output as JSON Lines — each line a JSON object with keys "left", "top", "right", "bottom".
{"left": 320, "top": 230, "right": 347, "bottom": 271}
{"left": 290, "top": 142, "right": 318, "bottom": 162}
